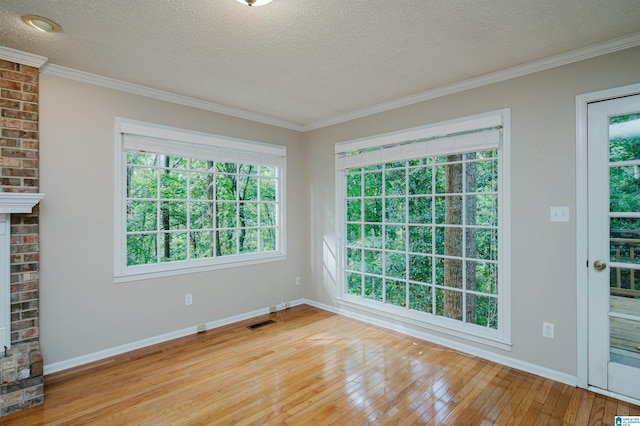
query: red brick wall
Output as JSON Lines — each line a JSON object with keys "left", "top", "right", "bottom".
{"left": 0, "top": 59, "right": 40, "bottom": 347}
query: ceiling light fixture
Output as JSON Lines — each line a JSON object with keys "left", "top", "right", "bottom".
{"left": 236, "top": 0, "right": 273, "bottom": 6}
{"left": 21, "top": 15, "right": 62, "bottom": 33}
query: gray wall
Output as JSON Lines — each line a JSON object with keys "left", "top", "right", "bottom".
{"left": 39, "top": 75, "right": 305, "bottom": 365}
{"left": 302, "top": 46, "right": 640, "bottom": 376}
{"left": 38, "top": 46, "right": 640, "bottom": 376}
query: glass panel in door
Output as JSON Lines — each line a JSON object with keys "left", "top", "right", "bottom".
{"left": 608, "top": 113, "right": 640, "bottom": 371}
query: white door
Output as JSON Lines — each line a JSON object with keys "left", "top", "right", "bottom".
{"left": 588, "top": 94, "right": 640, "bottom": 400}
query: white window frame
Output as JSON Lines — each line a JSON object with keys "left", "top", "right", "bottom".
{"left": 335, "top": 109, "right": 511, "bottom": 348}
{"left": 114, "top": 118, "right": 287, "bottom": 283}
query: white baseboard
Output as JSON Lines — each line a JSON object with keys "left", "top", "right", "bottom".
{"left": 44, "top": 299, "right": 304, "bottom": 375}
{"left": 303, "top": 298, "right": 578, "bottom": 387}
{"left": 48, "top": 297, "right": 640, "bottom": 403}
{"left": 45, "top": 296, "right": 575, "bottom": 388}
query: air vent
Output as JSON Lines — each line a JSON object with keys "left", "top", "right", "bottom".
{"left": 247, "top": 319, "right": 276, "bottom": 330}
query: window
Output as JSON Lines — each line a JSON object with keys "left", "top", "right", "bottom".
{"left": 336, "top": 110, "right": 510, "bottom": 345}
{"left": 115, "top": 118, "right": 286, "bottom": 281}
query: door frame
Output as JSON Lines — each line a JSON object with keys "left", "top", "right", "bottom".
{"left": 576, "top": 82, "right": 640, "bottom": 396}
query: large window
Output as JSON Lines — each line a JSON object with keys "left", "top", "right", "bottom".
{"left": 336, "top": 111, "right": 510, "bottom": 345}
{"left": 115, "top": 119, "right": 286, "bottom": 281}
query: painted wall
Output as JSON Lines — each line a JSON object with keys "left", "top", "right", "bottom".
{"left": 302, "top": 46, "right": 640, "bottom": 377}
{"left": 39, "top": 75, "right": 305, "bottom": 365}
{"left": 37, "top": 46, "right": 640, "bottom": 377}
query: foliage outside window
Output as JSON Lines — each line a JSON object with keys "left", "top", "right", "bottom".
{"left": 127, "top": 155, "right": 278, "bottom": 264}
{"left": 115, "top": 119, "right": 285, "bottom": 281}
{"left": 336, "top": 111, "right": 510, "bottom": 343}
{"left": 608, "top": 112, "right": 640, "bottom": 296}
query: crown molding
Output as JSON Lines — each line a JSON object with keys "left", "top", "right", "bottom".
{"left": 0, "top": 46, "right": 48, "bottom": 68}
{"left": 39, "top": 64, "right": 305, "bottom": 132}
{"left": 302, "top": 32, "right": 640, "bottom": 131}
{"left": 17, "top": 31, "right": 640, "bottom": 132}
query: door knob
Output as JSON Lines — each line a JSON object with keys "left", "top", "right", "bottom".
{"left": 593, "top": 260, "right": 607, "bottom": 271}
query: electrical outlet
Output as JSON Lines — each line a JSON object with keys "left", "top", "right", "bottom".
{"left": 543, "top": 322, "right": 554, "bottom": 339}
{"left": 185, "top": 293, "right": 193, "bottom": 306}
{"left": 269, "top": 305, "right": 277, "bottom": 313}
{"left": 197, "top": 324, "right": 206, "bottom": 333}
{"left": 295, "top": 276, "right": 301, "bottom": 286}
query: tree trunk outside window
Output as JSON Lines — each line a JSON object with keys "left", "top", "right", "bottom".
{"left": 444, "top": 156, "right": 463, "bottom": 320}
{"left": 444, "top": 154, "right": 477, "bottom": 322}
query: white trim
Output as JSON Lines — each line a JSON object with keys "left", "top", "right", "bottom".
{"left": 113, "top": 117, "right": 287, "bottom": 280}
{"left": 119, "top": 118, "right": 286, "bottom": 159}
{"left": 40, "top": 64, "right": 305, "bottom": 132}
{"left": 334, "top": 109, "right": 511, "bottom": 347}
{"left": 0, "top": 46, "right": 48, "bottom": 68}
{"left": 0, "top": 193, "right": 45, "bottom": 350}
{"left": 337, "top": 297, "right": 512, "bottom": 351}
{"left": 0, "top": 215, "right": 10, "bottom": 350}
{"left": 305, "top": 299, "right": 576, "bottom": 387}
{"left": 575, "top": 82, "right": 640, "bottom": 390}
{"left": 40, "top": 294, "right": 639, "bottom": 399}
{"left": 0, "top": 193, "right": 44, "bottom": 214}
{"left": 498, "top": 109, "right": 512, "bottom": 343}
{"left": 305, "top": 32, "right": 640, "bottom": 131}
{"left": 44, "top": 299, "right": 305, "bottom": 375}
{"left": 114, "top": 254, "right": 287, "bottom": 283}
{"left": 335, "top": 111, "right": 503, "bottom": 154}
{"left": 14, "top": 32, "right": 635, "bottom": 132}
{"left": 337, "top": 129, "right": 501, "bottom": 170}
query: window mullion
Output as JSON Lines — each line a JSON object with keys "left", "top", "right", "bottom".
{"left": 360, "top": 170, "right": 365, "bottom": 297}
{"left": 404, "top": 165, "right": 410, "bottom": 309}
{"left": 257, "top": 174, "right": 262, "bottom": 252}
{"left": 462, "top": 157, "right": 467, "bottom": 324}
{"left": 186, "top": 159, "right": 191, "bottom": 261}
{"left": 212, "top": 165, "right": 218, "bottom": 258}
{"left": 431, "top": 161, "right": 437, "bottom": 315}
{"left": 381, "top": 166, "right": 387, "bottom": 304}
{"left": 156, "top": 163, "right": 161, "bottom": 265}
{"left": 236, "top": 167, "right": 240, "bottom": 256}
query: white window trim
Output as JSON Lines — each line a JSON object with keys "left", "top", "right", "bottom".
{"left": 114, "top": 117, "right": 287, "bottom": 283}
{"left": 335, "top": 109, "right": 511, "bottom": 348}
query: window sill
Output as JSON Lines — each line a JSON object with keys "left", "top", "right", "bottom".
{"left": 337, "top": 296, "right": 512, "bottom": 351}
{"left": 114, "top": 253, "right": 287, "bottom": 283}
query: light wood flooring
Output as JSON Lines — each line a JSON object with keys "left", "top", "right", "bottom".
{"left": 2, "top": 305, "right": 639, "bottom": 425}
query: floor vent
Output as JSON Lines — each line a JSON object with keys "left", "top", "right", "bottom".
{"left": 247, "top": 319, "right": 276, "bottom": 330}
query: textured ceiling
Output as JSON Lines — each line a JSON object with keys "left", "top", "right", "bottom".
{"left": 1, "top": 0, "right": 639, "bottom": 129}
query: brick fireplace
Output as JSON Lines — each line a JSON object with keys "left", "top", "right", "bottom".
{"left": 0, "top": 56, "right": 45, "bottom": 416}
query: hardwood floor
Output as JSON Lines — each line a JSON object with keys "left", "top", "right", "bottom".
{"left": 2, "top": 305, "right": 638, "bottom": 425}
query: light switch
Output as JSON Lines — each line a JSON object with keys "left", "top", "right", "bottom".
{"left": 550, "top": 206, "right": 570, "bottom": 222}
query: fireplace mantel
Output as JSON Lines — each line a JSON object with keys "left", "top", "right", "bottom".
{"left": 0, "top": 193, "right": 45, "bottom": 214}
{"left": 0, "top": 192, "right": 44, "bottom": 352}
